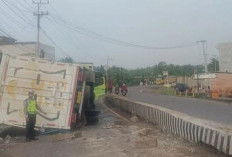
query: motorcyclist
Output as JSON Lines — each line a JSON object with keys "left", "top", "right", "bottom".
{"left": 115, "top": 84, "right": 119, "bottom": 94}
{"left": 121, "top": 83, "right": 127, "bottom": 92}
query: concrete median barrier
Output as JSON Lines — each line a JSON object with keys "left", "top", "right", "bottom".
{"left": 104, "top": 95, "right": 232, "bottom": 155}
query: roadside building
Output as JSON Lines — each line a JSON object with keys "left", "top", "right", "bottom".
{"left": 192, "top": 73, "right": 232, "bottom": 98}
{"left": 210, "top": 73, "right": 232, "bottom": 98}
{"left": 0, "top": 36, "right": 16, "bottom": 45}
{"left": 0, "top": 36, "right": 55, "bottom": 59}
{"left": 217, "top": 42, "right": 232, "bottom": 72}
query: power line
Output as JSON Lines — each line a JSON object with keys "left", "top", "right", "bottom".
{"left": 0, "top": 33, "right": 37, "bottom": 54}
{"left": 15, "top": 0, "right": 33, "bottom": 12}
{"left": 0, "top": 5, "right": 31, "bottom": 29}
{"left": 1, "top": 0, "right": 35, "bottom": 27}
{"left": 0, "top": 23, "right": 36, "bottom": 53}
{"left": 0, "top": 15, "right": 27, "bottom": 39}
{"left": 0, "top": 28, "right": 36, "bottom": 52}
{"left": 0, "top": 28, "right": 11, "bottom": 37}
{"left": 23, "top": 0, "right": 33, "bottom": 8}
{"left": 41, "top": 28, "right": 72, "bottom": 59}
{"left": 48, "top": 12, "right": 196, "bottom": 50}
{"left": 0, "top": 1, "right": 73, "bottom": 60}
{"left": 44, "top": 16, "right": 93, "bottom": 58}
{"left": 48, "top": 4, "right": 195, "bottom": 51}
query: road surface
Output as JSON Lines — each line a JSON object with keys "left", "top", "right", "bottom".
{"left": 0, "top": 101, "right": 224, "bottom": 157}
{"left": 127, "top": 86, "right": 232, "bottom": 126}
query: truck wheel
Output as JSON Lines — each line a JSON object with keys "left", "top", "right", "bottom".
{"left": 85, "top": 111, "right": 100, "bottom": 125}
{"left": 84, "top": 71, "right": 95, "bottom": 83}
{"left": 86, "top": 117, "right": 99, "bottom": 124}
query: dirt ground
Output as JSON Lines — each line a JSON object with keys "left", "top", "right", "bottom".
{"left": 0, "top": 102, "right": 226, "bottom": 157}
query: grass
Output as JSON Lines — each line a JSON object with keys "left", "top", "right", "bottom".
{"left": 152, "top": 87, "right": 176, "bottom": 96}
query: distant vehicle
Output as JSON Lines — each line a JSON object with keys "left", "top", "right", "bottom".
{"left": 115, "top": 86, "right": 119, "bottom": 95}
{"left": 175, "top": 83, "right": 188, "bottom": 93}
{"left": 121, "top": 84, "right": 128, "bottom": 96}
{"left": 155, "top": 77, "right": 165, "bottom": 85}
{"left": 121, "top": 89, "right": 127, "bottom": 96}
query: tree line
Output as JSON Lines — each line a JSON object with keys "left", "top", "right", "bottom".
{"left": 94, "top": 62, "right": 205, "bottom": 86}
{"left": 59, "top": 57, "right": 219, "bottom": 86}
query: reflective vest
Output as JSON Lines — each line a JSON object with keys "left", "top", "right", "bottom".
{"left": 27, "top": 100, "right": 36, "bottom": 114}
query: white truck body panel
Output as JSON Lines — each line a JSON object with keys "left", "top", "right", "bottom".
{"left": 0, "top": 54, "right": 81, "bottom": 129}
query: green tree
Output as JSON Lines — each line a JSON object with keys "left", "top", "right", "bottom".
{"left": 59, "top": 57, "right": 73, "bottom": 63}
{"left": 207, "top": 58, "right": 219, "bottom": 72}
{"left": 94, "top": 62, "right": 205, "bottom": 86}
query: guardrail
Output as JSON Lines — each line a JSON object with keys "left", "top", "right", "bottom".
{"left": 105, "top": 95, "right": 232, "bottom": 155}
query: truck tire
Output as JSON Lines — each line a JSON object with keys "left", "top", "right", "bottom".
{"left": 84, "top": 71, "right": 95, "bottom": 83}
{"left": 86, "top": 117, "right": 99, "bottom": 124}
{"left": 83, "top": 85, "right": 91, "bottom": 109}
{"left": 85, "top": 111, "right": 100, "bottom": 125}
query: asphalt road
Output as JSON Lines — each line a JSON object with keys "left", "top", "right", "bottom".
{"left": 126, "top": 86, "right": 232, "bottom": 126}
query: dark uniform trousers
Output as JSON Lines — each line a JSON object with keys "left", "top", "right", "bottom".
{"left": 26, "top": 114, "right": 36, "bottom": 139}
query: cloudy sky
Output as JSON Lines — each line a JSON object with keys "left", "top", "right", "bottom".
{"left": 0, "top": 0, "right": 232, "bottom": 68}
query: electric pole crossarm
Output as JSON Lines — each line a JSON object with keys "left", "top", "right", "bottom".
{"left": 33, "top": 0, "right": 49, "bottom": 57}
{"left": 197, "top": 40, "right": 208, "bottom": 73}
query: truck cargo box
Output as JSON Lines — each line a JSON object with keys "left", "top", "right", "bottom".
{"left": 0, "top": 54, "right": 86, "bottom": 129}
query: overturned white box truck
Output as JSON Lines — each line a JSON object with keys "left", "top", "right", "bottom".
{"left": 0, "top": 53, "right": 105, "bottom": 130}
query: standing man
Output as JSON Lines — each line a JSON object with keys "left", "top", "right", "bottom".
{"left": 24, "top": 90, "right": 46, "bottom": 141}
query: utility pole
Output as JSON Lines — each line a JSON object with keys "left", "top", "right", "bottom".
{"left": 197, "top": 40, "right": 208, "bottom": 73}
{"left": 196, "top": 69, "right": 199, "bottom": 93}
{"left": 194, "top": 69, "right": 199, "bottom": 94}
{"left": 33, "top": 0, "right": 49, "bottom": 57}
{"left": 105, "top": 56, "right": 113, "bottom": 93}
{"left": 106, "top": 56, "right": 109, "bottom": 94}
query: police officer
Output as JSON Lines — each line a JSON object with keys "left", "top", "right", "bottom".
{"left": 24, "top": 90, "right": 46, "bottom": 141}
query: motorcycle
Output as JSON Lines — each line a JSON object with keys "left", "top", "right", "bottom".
{"left": 115, "top": 87, "right": 119, "bottom": 95}
{"left": 121, "top": 89, "right": 127, "bottom": 96}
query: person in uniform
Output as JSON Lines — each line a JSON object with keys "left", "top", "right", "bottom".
{"left": 24, "top": 90, "right": 46, "bottom": 141}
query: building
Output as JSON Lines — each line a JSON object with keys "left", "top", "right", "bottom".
{"left": 217, "top": 42, "right": 232, "bottom": 72}
{"left": 0, "top": 36, "right": 16, "bottom": 45}
{"left": 0, "top": 36, "right": 55, "bottom": 59}
{"left": 191, "top": 73, "right": 232, "bottom": 98}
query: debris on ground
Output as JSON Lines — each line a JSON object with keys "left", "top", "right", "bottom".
{"left": 51, "top": 131, "right": 83, "bottom": 142}
{"left": 135, "top": 136, "right": 158, "bottom": 148}
{"left": 72, "top": 131, "right": 82, "bottom": 139}
{"left": 51, "top": 133, "right": 65, "bottom": 142}
{"left": 82, "top": 137, "right": 87, "bottom": 140}
{"left": 135, "top": 128, "right": 153, "bottom": 136}
{"left": 130, "top": 115, "right": 139, "bottom": 123}
{"left": 189, "top": 147, "right": 196, "bottom": 153}
{"left": 102, "top": 122, "right": 122, "bottom": 129}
